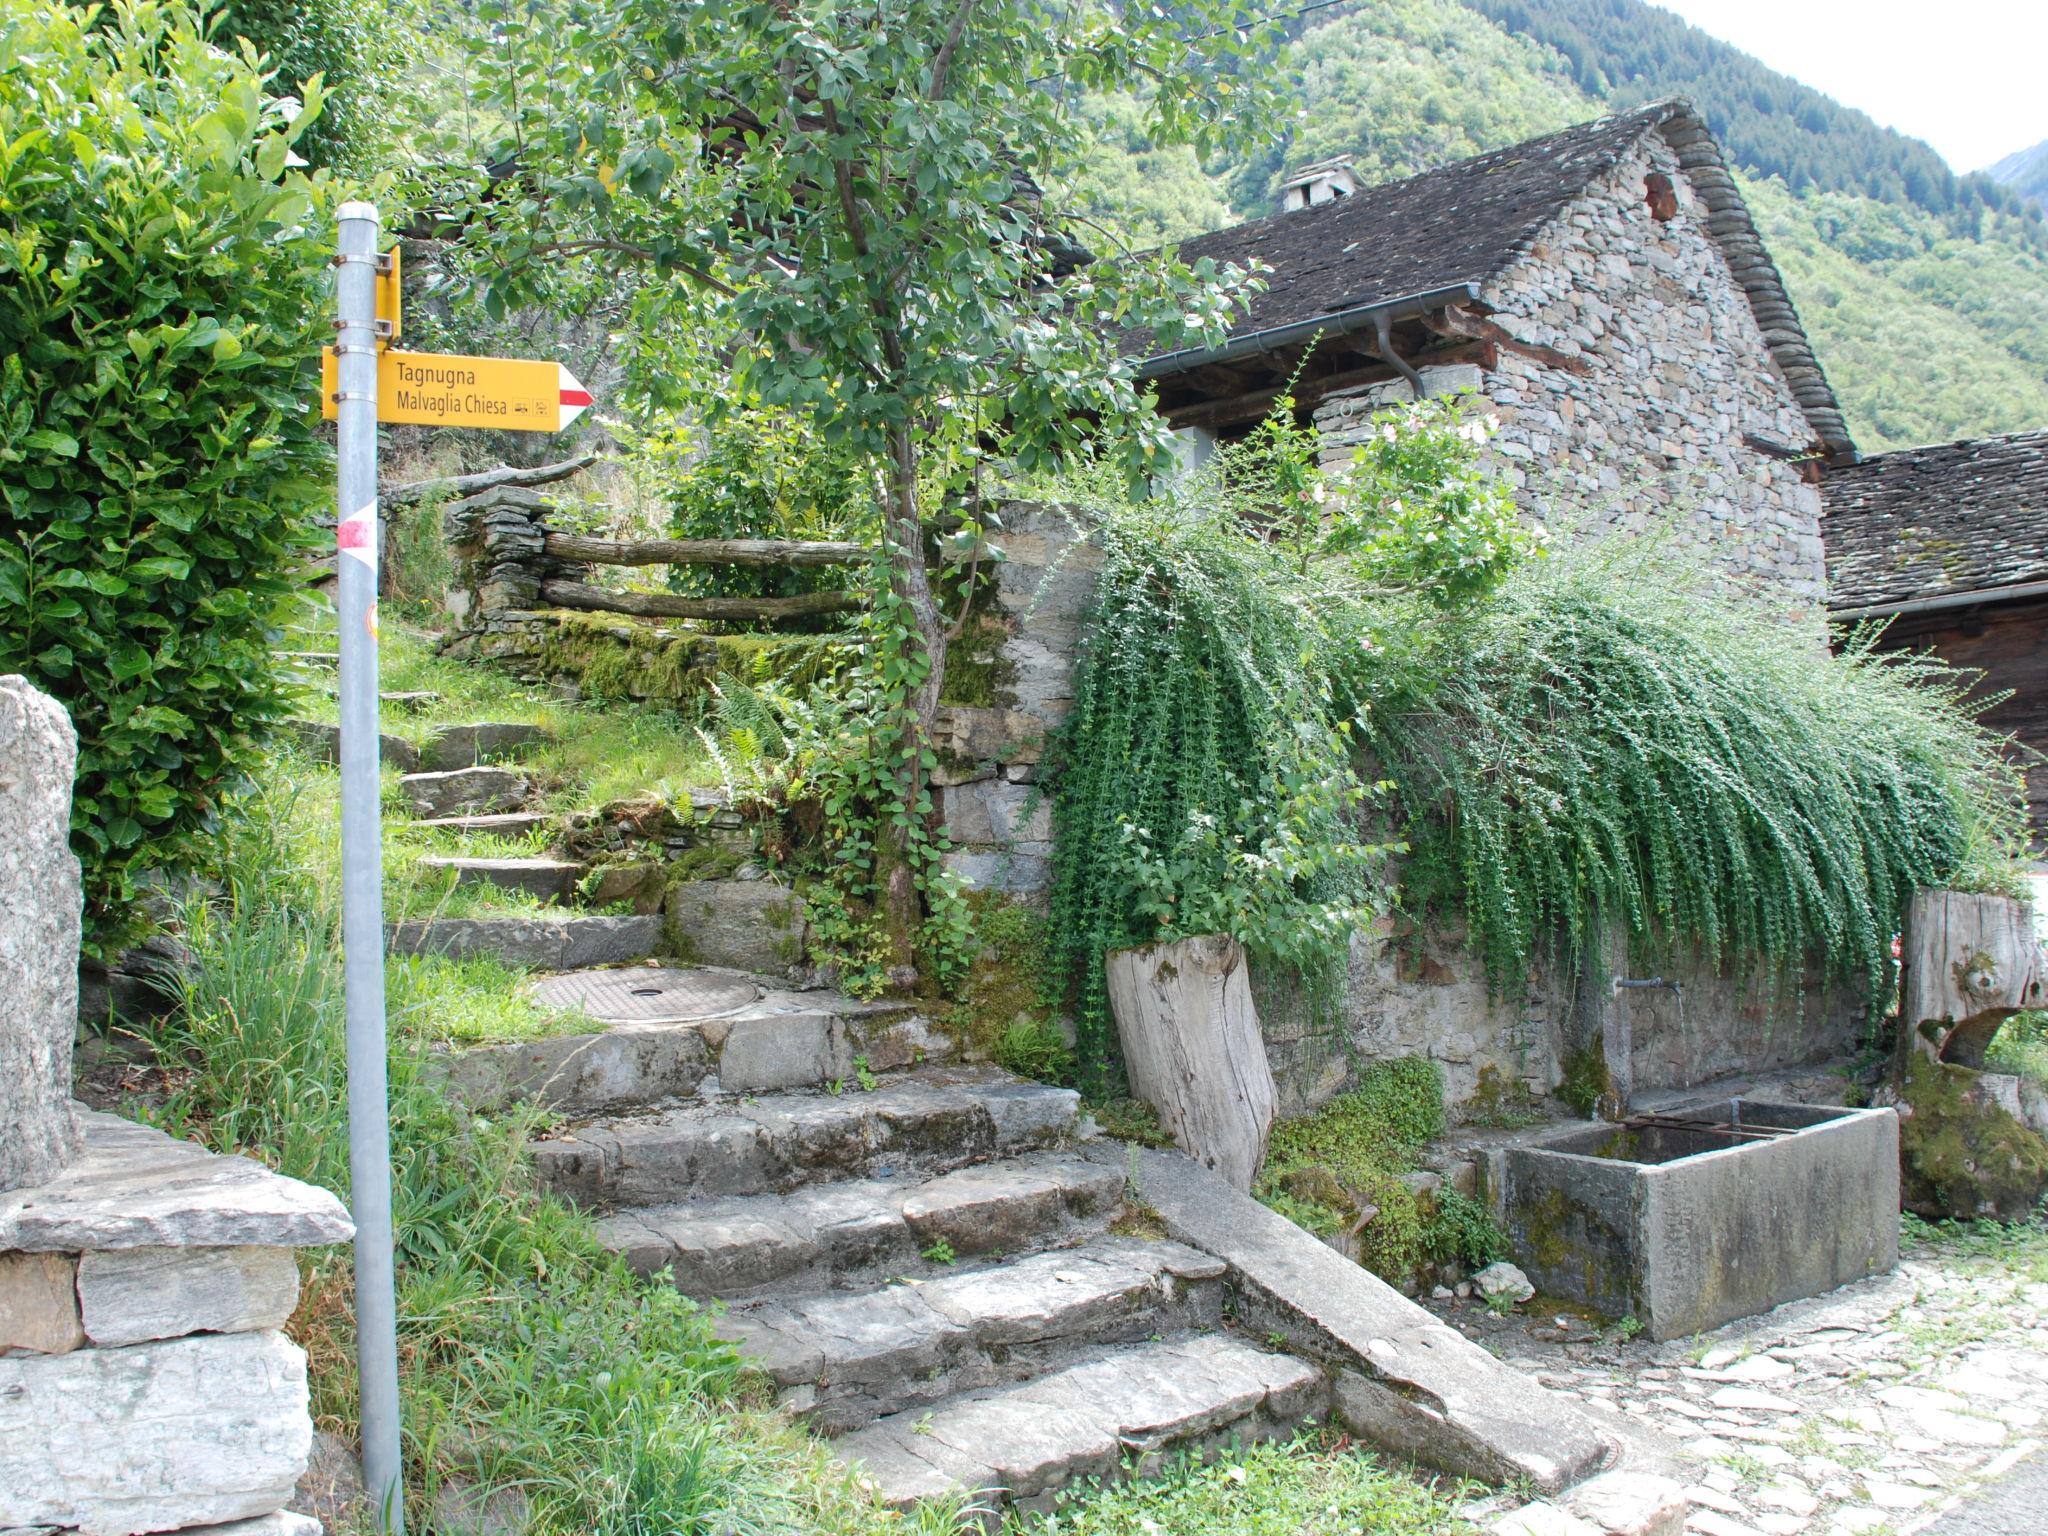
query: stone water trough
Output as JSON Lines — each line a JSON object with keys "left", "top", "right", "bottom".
{"left": 1502, "top": 1100, "right": 1899, "bottom": 1340}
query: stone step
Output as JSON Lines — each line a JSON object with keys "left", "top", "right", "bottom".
{"left": 386, "top": 914, "right": 662, "bottom": 971}
{"left": 836, "top": 1331, "right": 1327, "bottom": 1514}
{"left": 531, "top": 1066, "right": 1080, "bottom": 1206}
{"left": 415, "top": 855, "right": 585, "bottom": 903}
{"left": 417, "top": 722, "right": 551, "bottom": 772}
{"left": 282, "top": 719, "right": 420, "bottom": 773}
{"left": 442, "top": 986, "right": 953, "bottom": 1113}
{"left": 400, "top": 766, "right": 530, "bottom": 819}
{"left": 403, "top": 811, "right": 554, "bottom": 838}
{"left": 719, "top": 1238, "right": 1227, "bottom": 1433}
{"left": 597, "top": 1149, "right": 1125, "bottom": 1298}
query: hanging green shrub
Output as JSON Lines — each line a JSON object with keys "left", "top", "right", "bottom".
{"left": 0, "top": 1, "right": 333, "bottom": 943}
{"left": 1362, "top": 536, "right": 2029, "bottom": 999}
{"left": 1043, "top": 457, "right": 1393, "bottom": 1096}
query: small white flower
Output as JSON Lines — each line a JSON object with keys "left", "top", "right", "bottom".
{"left": 1312, "top": 481, "right": 1328, "bottom": 503}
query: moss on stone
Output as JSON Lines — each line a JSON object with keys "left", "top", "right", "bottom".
{"left": 936, "top": 613, "right": 1017, "bottom": 709}
{"left": 942, "top": 895, "right": 1058, "bottom": 1063}
{"left": 1558, "top": 1045, "right": 1614, "bottom": 1119}
{"left": 1461, "top": 1063, "right": 1545, "bottom": 1128}
{"left": 1899, "top": 1054, "right": 2048, "bottom": 1221}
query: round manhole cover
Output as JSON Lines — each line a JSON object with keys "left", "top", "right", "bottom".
{"left": 527, "top": 967, "right": 761, "bottom": 1024}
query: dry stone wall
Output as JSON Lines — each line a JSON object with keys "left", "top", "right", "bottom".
{"left": 1314, "top": 132, "right": 1828, "bottom": 614}
{"left": 0, "top": 678, "right": 351, "bottom": 1536}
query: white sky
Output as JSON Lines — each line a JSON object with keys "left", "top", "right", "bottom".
{"left": 1650, "top": 1, "right": 2048, "bottom": 173}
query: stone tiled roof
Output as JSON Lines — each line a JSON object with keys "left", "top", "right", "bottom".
{"left": 1823, "top": 431, "right": 2048, "bottom": 613}
{"left": 1135, "top": 100, "right": 1853, "bottom": 460}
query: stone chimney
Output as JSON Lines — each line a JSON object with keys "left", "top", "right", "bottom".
{"left": 1278, "top": 157, "right": 1360, "bottom": 213}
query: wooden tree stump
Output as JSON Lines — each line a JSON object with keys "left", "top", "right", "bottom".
{"left": 1895, "top": 889, "right": 2045, "bottom": 1070}
{"left": 1107, "top": 934, "right": 1278, "bottom": 1191}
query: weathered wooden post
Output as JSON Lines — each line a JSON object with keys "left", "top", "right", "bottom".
{"left": 0, "top": 676, "right": 83, "bottom": 1191}
{"left": 1106, "top": 934, "right": 1278, "bottom": 1190}
{"left": 1888, "top": 888, "right": 2048, "bottom": 1220}
{"left": 1894, "top": 888, "right": 2044, "bottom": 1069}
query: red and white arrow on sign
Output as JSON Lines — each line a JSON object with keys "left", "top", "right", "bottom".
{"left": 558, "top": 365, "right": 593, "bottom": 431}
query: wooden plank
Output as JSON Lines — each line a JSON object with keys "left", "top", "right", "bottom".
{"left": 382, "top": 454, "right": 598, "bottom": 509}
{"left": 538, "top": 578, "right": 863, "bottom": 623}
{"left": 544, "top": 532, "right": 869, "bottom": 568}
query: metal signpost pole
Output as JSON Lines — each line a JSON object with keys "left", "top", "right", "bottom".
{"left": 334, "top": 200, "right": 405, "bottom": 1534}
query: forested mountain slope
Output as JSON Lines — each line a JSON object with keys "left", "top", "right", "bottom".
{"left": 1072, "top": 0, "right": 2048, "bottom": 452}
{"left": 1990, "top": 141, "right": 2048, "bottom": 212}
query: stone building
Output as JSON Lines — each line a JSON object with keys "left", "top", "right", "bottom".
{"left": 1133, "top": 99, "right": 1852, "bottom": 614}
{"left": 948, "top": 103, "right": 1875, "bottom": 1115}
{"left": 1823, "top": 430, "right": 2048, "bottom": 844}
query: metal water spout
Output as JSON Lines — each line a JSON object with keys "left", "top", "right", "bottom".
{"left": 1613, "top": 977, "right": 1682, "bottom": 994}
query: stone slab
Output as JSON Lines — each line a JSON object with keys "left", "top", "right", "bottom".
{"left": 719, "top": 1011, "right": 846, "bottom": 1093}
{"left": 664, "top": 880, "right": 807, "bottom": 977}
{"left": 399, "top": 766, "right": 529, "bottom": 819}
{"left": 78, "top": 1245, "right": 300, "bottom": 1347}
{"left": 0, "top": 1112, "right": 353, "bottom": 1255}
{"left": 0, "top": 1329, "right": 312, "bottom": 1535}
{"left": 535, "top": 1067, "right": 1078, "bottom": 1205}
{"left": 185, "top": 1514, "right": 322, "bottom": 1536}
{"left": 281, "top": 719, "right": 421, "bottom": 774}
{"left": 386, "top": 913, "right": 663, "bottom": 970}
{"left": 418, "top": 722, "right": 550, "bottom": 772}
{"left": 440, "top": 1022, "right": 713, "bottom": 1114}
{"left": 0, "top": 1252, "right": 83, "bottom": 1355}
{"left": 0, "top": 676, "right": 83, "bottom": 1191}
{"left": 838, "top": 1331, "right": 1320, "bottom": 1509}
{"left": 1129, "top": 1144, "right": 1610, "bottom": 1492}
{"left": 417, "top": 855, "right": 582, "bottom": 902}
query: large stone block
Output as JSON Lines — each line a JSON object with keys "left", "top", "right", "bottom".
{"left": 0, "top": 1329, "right": 313, "bottom": 1535}
{"left": 941, "top": 780, "right": 1050, "bottom": 847}
{"left": 0, "top": 1112, "right": 353, "bottom": 1255}
{"left": 0, "top": 1251, "right": 83, "bottom": 1355}
{"left": 664, "top": 881, "right": 807, "bottom": 977}
{"left": 0, "top": 676, "right": 83, "bottom": 1191}
{"left": 78, "top": 1245, "right": 300, "bottom": 1347}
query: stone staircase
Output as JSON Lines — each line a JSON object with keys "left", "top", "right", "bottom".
{"left": 434, "top": 976, "right": 1643, "bottom": 1522}
{"left": 527, "top": 1061, "right": 1335, "bottom": 1514}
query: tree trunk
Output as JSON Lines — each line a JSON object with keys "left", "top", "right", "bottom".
{"left": 871, "top": 424, "right": 948, "bottom": 989}
{"left": 1894, "top": 888, "right": 2045, "bottom": 1071}
{"left": 1106, "top": 934, "right": 1278, "bottom": 1191}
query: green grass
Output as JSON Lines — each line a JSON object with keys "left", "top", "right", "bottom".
{"left": 1986, "top": 1012, "right": 2048, "bottom": 1092}
{"left": 284, "top": 617, "right": 721, "bottom": 808}
{"left": 145, "top": 758, "right": 978, "bottom": 1536}
{"left": 1003, "top": 1435, "right": 1468, "bottom": 1535}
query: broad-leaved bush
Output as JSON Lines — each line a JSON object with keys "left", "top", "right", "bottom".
{"left": 0, "top": 0, "right": 332, "bottom": 941}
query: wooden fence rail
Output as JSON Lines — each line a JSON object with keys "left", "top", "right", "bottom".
{"left": 543, "top": 533, "right": 868, "bottom": 568}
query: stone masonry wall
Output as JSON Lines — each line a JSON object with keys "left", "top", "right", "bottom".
{"left": 1315, "top": 131, "right": 1828, "bottom": 614}
{"left": 1255, "top": 916, "right": 1865, "bottom": 1121}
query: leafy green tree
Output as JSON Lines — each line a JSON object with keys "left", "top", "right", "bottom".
{"left": 437, "top": 0, "right": 1286, "bottom": 978}
{"left": 0, "top": 0, "right": 332, "bottom": 943}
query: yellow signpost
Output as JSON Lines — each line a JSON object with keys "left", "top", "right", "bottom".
{"left": 321, "top": 347, "right": 593, "bottom": 431}
{"left": 374, "top": 245, "right": 402, "bottom": 339}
